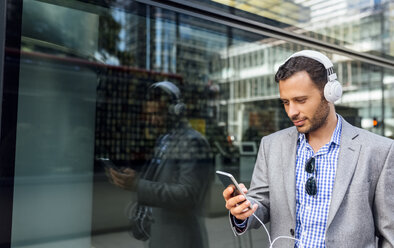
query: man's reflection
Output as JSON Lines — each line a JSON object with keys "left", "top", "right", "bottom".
{"left": 108, "top": 81, "right": 213, "bottom": 248}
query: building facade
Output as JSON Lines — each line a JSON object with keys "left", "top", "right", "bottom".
{"left": 0, "top": 0, "right": 393, "bottom": 248}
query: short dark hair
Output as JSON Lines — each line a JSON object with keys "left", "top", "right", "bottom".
{"left": 274, "top": 56, "right": 327, "bottom": 91}
{"left": 146, "top": 85, "right": 171, "bottom": 104}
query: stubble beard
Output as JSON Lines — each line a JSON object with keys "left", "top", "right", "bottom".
{"left": 294, "top": 99, "right": 330, "bottom": 134}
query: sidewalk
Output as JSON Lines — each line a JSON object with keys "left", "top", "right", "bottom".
{"left": 91, "top": 215, "right": 270, "bottom": 248}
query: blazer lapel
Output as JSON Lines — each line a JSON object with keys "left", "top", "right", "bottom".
{"left": 326, "top": 119, "right": 361, "bottom": 228}
{"left": 282, "top": 127, "right": 298, "bottom": 222}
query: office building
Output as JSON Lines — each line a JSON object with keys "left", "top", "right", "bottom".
{"left": 0, "top": 0, "right": 392, "bottom": 247}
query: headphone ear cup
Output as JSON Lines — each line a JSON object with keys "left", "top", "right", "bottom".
{"left": 324, "top": 80, "right": 342, "bottom": 103}
{"left": 169, "top": 103, "right": 185, "bottom": 116}
{"left": 173, "top": 103, "right": 185, "bottom": 116}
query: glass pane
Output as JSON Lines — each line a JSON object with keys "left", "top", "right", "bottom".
{"left": 192, "top": 0, "right": 394, "bottom": 60}
{"left": 8, "top": 0, "right": 393, "bottom": 248}
{"left": 384, "top": 68, "right": 394, "bottom": 138}
{"left": 12, "top": 1, "right": 99, "bottom": 247}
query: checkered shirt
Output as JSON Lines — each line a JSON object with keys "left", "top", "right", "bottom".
{"left": 295, "top": 116, "right": 342, "bottom": 248}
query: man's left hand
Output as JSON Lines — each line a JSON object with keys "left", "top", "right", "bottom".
{"left": 110, "top": 168, "right": 137, "bottom": 191}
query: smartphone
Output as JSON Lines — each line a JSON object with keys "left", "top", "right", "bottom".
{"left": 216, "top": 170, "right": 248, "bottom": 199}
{"left": 97, "top": 157, "right": 119, "bottom": 171}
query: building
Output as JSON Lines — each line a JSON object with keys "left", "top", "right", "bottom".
{"left": 0, "top": 0, "right": 393, "bottom": 248}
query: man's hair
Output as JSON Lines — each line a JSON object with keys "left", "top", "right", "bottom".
{"left": 275, "top": 56, "right": 327, "bottom": 91}
{"left": 146, "top": 86, "right": 171, "bottom": 104}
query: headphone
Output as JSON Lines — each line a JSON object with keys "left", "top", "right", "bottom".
{"left": 282, "top": 50, "right": 342, "bottom": 103}
{"left": 148, "top": 81, "right": 185, "bottom": 116}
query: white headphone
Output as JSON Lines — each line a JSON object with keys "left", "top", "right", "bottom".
{"left": 283, "top": 50, "right": 342, "bottom": 103}
{"left": 148, "top": 81, "right": 185, "bottom": 116}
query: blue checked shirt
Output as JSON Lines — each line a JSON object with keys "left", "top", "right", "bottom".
{"left": 295, "top": 115, "right": 342, "bottom": 248}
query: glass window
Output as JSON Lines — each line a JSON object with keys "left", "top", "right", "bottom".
{"left": 194, "top": 0, "right": 394, "bottom": 60}
{"left": 4, "top": 0, "right": 394, "bottom": 248}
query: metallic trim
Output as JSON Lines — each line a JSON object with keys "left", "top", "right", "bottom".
{"left": 0, "top": 0, "right": 6, "bottom": 137}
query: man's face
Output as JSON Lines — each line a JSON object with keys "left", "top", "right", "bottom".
{"left": 279, "top": 71, "right": 330, "bottom": 134}
{"left": 145, "top": 101, "right": 167, "bottom": 137}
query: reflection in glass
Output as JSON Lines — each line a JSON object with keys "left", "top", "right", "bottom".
{"left": 106, "top": 81, "right": 214, "bottom": 248}
{"left": 205, "top": 0, "right": 394, "bottom": 59}
{"left": 7, "top": 0, "right": 393, "bottom": 247}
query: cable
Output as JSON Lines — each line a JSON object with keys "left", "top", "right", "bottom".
{"left": 252, "top": 213, "right": 272, "bottom": 245}
{"left": 252, "top": 213, "right": 304, "bottom": 248}
{"left": 271, "top": 236, "right": 304, "bottom": 248}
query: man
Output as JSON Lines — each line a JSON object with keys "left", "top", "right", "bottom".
{"left": 223, "top": 50, "right": 394, "bottom": 247}
{"left": 109, "top": 81, "right": 213, "bottom": 248}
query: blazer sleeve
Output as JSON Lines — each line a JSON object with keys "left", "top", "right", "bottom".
{"left": 229, "top": 136, "right": 271, "bottom": 234}
{"left": 137, "top": 133, "right": 213, "bottom": 210}
{"left": 374, "top": 141, "right": 394, "bottom": 247}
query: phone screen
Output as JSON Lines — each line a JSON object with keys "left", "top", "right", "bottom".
{"left": 97, "top": 158, "right": 118, "bottom": 171}
{"left": 216, "top": 171, "right": 247, "bottom": 198}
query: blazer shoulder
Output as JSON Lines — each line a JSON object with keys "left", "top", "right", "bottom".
{"left": 261, "top": 126, "right": 297, "bottom": 144}
{"left": 344, "top": 122, "right": 393, "bottom": 148}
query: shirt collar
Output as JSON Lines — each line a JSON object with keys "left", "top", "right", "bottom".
{"left": 330, "top": 114, "right": 342, "bottom": 146}
{"left": 297, "top": 114, "right": 342, "bottom": 146}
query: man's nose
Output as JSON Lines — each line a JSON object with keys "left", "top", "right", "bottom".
{"left": 150, "top": 114, "right": 157, "bottom": 124}
{"left": 287, "top": 103, "right": 299, "bottom": 119}
{"left": 146, "top": 113, "right": 154, "bottom": 124}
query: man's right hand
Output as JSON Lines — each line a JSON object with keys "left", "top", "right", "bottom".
{"left": 223, "top": 183, "right": 258, "bottom": 220}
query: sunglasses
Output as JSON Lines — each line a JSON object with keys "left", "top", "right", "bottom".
{"left": 305, "top": 157, "right": 317, "bottom": 196}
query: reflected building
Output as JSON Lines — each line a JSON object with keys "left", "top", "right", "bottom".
{"left": 210, "top": 0, "right": 394, "bottom": 141}
{"left": 1, "top": 1, "right": 393, "bottom": 248}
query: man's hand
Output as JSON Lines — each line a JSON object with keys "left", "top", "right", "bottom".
{"left": 109, "top": 168, "right": 137, "bottom": 191}
{"left": 223, "top": 183, "right": 258, "bottom": 220}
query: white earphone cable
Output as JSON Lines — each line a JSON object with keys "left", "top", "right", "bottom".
{"left": 252, "top": 213, "right": 272, "bottom": 244}
{"left": 252, "top": 213, "right": 304, "bottom": 248}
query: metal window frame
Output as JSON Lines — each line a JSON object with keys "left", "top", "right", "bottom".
{"left": 0, "top": 0, "right": 6, "bottom": 135}
{"left": 0, "top": 0, "right": 23, "bottom": 247}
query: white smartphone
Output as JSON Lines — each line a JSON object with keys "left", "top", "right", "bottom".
{"left": 216, "top": 170, "right": 249, "bottom": 200}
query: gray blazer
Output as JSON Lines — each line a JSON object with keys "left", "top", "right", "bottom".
{"left": 137, "top": 125, "right": 213, "bottom": 248}
{"left": 232, "top": 117, "right": 394, "bottom": 247}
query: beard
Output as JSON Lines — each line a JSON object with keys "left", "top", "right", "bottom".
{"left": 291, "top": 98, "right": 330, "bottom": 134}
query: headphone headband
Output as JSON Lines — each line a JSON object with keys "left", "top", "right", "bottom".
{"left": 281, "top": 50, "right": 342, "bottom": 103}
{"left": 284, "top": 50, "right": 338, "bottom": 81}
{"left": 149, "top": 81, "right": 181, "bottom": 103}
{"left": 148, "top": 81, "right": 185, "bottom": 116}
{"left": 285, "top": 50, "right": 333, "bottom": 69}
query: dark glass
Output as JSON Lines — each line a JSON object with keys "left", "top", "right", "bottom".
{"left": 305, "top": 157, "right": 315, "bottom": 174}
{"left": 4, "top": 0, "right": 393, "bottom": 247}
{"left": 305, "top": 157, "right": 317, "bottom": 196}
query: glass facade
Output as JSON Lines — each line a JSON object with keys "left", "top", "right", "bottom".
{"left": 0, "top": 0, "right": 393, "bottom": 247}
{"left": 201, "top": 0, "right": 394, "bottom": 59}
